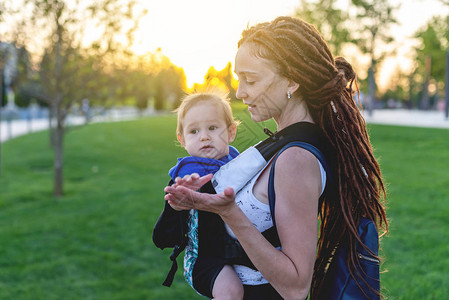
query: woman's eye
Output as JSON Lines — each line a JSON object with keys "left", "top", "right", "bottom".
{"left": 209, "top": 125, "right": 217, "bottom": 131}
{"left": 246, "top": 80, "right": 255, "bottom": 85}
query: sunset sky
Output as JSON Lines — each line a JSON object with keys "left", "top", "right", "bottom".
{"left": 131, "top": 0, "right": 449, "bottom": 89}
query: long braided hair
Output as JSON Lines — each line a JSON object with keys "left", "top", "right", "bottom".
{"left": 238, "top": 16, "right": 388, "bottom": 299}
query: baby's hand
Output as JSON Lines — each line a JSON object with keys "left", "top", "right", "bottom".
{"left": 174, "top": 173, "right": 213, "bottom": 191}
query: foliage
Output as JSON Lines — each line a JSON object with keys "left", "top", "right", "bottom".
{"left": 415, "top": 16, "right": 447, "bottom": 79}
{"left": 193, "top": 62, "right": 238, "bottom": 101}
{"left": 152, "top": 63, "right": 186, "bottom": 111}
{"left": 378, "top": 14, "right": 449, "bottom": 109}
{"left": 380, "top": 66, "right": 409, "bottom": 105}
{"left": 294, "top": 0, "right": 351, "bottom": 55}
{"left": 4, "top": 0, "right": 148, "bottom": 196}
{"left": 23, "top": 0, "right": 147, "bottom": 108}
{"left": 351, "top": 0, "right": 398, "bottom": 57}
{"left": 293, "top": 0, "right": 400, "bottom": 105}
{"left": 1, "top": 42, "right": 31, "bottom": 108}
{"left": 1, "top": 76, "right": 4, "bottom": 107}
{"left": 14, "top": 75, "right": 47, "bottom": 107}
{"left": 412, "top": 15, "right": 448, "bottom": 108}
{"left": 116, "top": 50, "right": 187, "bottom": 111}
{"left": 350, "top": 0, "right": 399, "bottom": 113}
{"left": 2, "top": 44, "right": 32, "bottom": 107}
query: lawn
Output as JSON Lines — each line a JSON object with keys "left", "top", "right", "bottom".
{"left": 0, "top": 111, "right": 448, "bottom": 299}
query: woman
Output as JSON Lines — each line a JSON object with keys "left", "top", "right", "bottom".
{"left": 165, "top": 16, "right": 388, "bottom": 299}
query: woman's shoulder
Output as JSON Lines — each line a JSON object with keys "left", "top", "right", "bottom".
{"left": 275, "top": 146, "right": 320, "bottom": 171}
{"left": 273, "top": 146, "right": 322, "bottom": 193}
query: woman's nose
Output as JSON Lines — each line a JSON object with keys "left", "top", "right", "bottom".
{"left": 236, "top": 84, "right": 247, "bottom": 100}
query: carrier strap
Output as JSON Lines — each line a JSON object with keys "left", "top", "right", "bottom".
{"left": 224, "top": 226, "right": 281, "bottom": 269}
{"left": 162, "top": 215, "right": 188, "bottom": 287}
{"left": 268, "top": 141, "right": 332, "bottom": 229}
{"left": 223, "top": 124, "right": 334, "bottom": 270}
{"left": 162, "top": 242, "right": 185, "bottom": 286}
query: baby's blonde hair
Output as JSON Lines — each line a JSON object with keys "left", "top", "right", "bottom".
{"left": 175, "top": 87, "right": 239, "bottom": 136}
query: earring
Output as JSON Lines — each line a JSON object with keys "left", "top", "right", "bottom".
{"left": 287, "top": 91, "right": 291, "bottom": 99}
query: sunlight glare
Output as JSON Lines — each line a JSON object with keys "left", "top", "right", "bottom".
{"left": 131, "top": 0, "right": 299, "bottom": 88}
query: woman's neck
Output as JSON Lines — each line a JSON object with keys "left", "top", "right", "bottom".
{"left": 274, "top": 98, "right": 314, "bottom": 131}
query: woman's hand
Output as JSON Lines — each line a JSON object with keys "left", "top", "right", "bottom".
{"left": 165, "top": 173, "right": 213, "bottom": 211}
{"left": 164, "top": 185, "right": 237, "bottom": 217}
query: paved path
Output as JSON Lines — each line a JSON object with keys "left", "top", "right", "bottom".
{"left": 362, "top": 109, "right": 449, "bottom": 129}
{"left": 1, "top": 109, "right": 448, "bottom": 143}
{"left": 0, "top": 117, "right": 85, "bottom": 142}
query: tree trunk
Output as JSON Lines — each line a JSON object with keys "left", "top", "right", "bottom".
{"left": 421, "top": 55, "right": 431, "bottom": 110}
{"left": 408, "top": 73, "right": 414, "bottom": 109}
{"left": 367, "top": 62, "right": 375, "bottom": 116}
{"left": 446, "top": 17, "right": 449, "bottom": 120}
{"left": 53, "top": 108, "right": 64, "bottom": 197}
{"left": 0, "top": 55, "right": 3, "bottom": 177}
{"left": 445, "top": 49, "right": 449, "bottom": 119}
{"left": 49, "top": 102, "right": 57, "bottom": 148}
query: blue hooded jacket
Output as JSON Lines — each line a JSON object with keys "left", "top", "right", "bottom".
{"left": 168, "top": 146, "right": 239, "bottom": 180}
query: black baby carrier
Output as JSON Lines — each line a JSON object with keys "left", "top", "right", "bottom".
{"left": 152, "top": 122, "right": 380, "bottom": 299}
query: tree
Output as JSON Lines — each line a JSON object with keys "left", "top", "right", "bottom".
{"left": 199, "top": 62, "right": 238, "bottom": 100}
{"left": 381, "top": 65, "right": 409, "bottom": 106}
{"left": 351, "top": 0, "right": 399, "bottom": 115}
{"left": 438, "top": 0, "right": 449, "bottom": 118}
{"left": 5, "top": 45, "right": 32, "bottom": 107}
{"left": 153, "top": 65, "right": 186, "bottom": 110}
{"left": 295, "top": 0, "right": 352, "bottom": 55}
{"left": 0, "top": 18, "right": 3, "bottom": 178}
{"left": 12, "top": 0, "right": 147, "bottom": 196}
{"left": 115, "top": 51, "right": 187, "bottom": 112}
{"left": 116, "top": 66, "right": 154, "bottom": 111}
{"left": 413, "top": 16, "right": 447, "bottom": 109}
{"left": 0, "top": 0, "right": 20, "bottom": 177}
{"left": 131, "top": 49, "right": 188, "bottom": 111}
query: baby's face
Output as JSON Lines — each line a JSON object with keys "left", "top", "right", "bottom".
{"left": 179, "top": 101, "right": 233, "bottom": 160}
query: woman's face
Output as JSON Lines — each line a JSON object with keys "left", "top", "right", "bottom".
{"left": 234, "top": 43, "right": 290, "bottom": 123}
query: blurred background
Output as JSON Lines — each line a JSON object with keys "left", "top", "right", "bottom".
{"left": 0, "top": 0, "right": 448, "bottom": 299}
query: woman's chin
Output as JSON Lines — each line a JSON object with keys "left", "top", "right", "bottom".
{"left": 250, "top": 113, "right": 270, "bottom": 123}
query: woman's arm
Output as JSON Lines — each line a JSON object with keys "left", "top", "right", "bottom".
{"left": 223, "top": 147, "right": 320, "bottom": 299}
{"left": 164, "top": 147, "right": 321, "bottom": 300}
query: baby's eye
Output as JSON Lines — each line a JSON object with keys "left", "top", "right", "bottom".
{"left": 209, "top": 125, "right": 217, "bottom": 131}
{"left": 246, "top": 80, "right": 255, "bottom": 85}
{"left": 190, "top": 129, "right": 199, "bottom": 134}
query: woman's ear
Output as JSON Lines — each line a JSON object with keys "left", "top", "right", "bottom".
{"left": 177, "top": 133, "right": 185, "bottom": 147}
{"left": 228, "top": 124, "right": 237, "bottom": 143}
{"left": 287, "top": 79, "right": 300, "bottom": 95}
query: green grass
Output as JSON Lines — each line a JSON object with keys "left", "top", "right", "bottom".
{"left": 368, "top": 125, "right": 449, "bottom": 299}
{"left": 0, "top": 112, "right": 448, "bottom": 299}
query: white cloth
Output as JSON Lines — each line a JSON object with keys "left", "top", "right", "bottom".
{"left": 225, "top": 156, "right": 326, "bottom": 285}
{"left": 212, "top": 147, "right": 266, "bottom": 194}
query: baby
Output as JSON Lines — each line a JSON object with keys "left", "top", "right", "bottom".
{"left": 168, "top": 88, "right": 243, "bottom": 299}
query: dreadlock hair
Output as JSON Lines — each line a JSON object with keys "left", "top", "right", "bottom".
{"left": 238, "top": 16, "right": 388, "bottom": 299}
